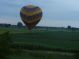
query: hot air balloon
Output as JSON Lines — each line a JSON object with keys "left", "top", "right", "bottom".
{"left": 20, "top": 5, "right": 43, "bottom": 30}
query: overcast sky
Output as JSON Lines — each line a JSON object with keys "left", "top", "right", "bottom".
{"left": 0, "top": 0, "right": 79, "bottom": 27}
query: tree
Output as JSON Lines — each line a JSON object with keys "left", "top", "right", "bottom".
{"left": 67, "top": 25, "right": 71, "bottom": 29}
{"left": 67, "top": 25, "right": 72, "bottom": 31}
{"left": 17, "top": 22, "right": 23, "bottom": 28}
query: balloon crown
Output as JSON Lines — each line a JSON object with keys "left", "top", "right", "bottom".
{"left": 26, "top": 5, "right": 36, "bottom": 8}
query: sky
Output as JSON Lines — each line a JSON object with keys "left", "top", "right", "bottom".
{"left": 0, "top": 0, "right": 79, "bottom": 27}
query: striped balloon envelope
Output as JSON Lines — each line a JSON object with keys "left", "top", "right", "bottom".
{"left": 20, "top": 5, "right": 43, "bottom": 30}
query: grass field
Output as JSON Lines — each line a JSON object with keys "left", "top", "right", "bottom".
{"left": 11, "top": 29, "right": 79, "bottom": 49}
{"left": 0, "top": 27, "right": 79, "bottom": 59}
{"left": 10, "top": 50, "right": 75, "bottom": 59}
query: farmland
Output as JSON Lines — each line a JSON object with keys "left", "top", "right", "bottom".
{"left": 0, "top": 27, "right": 79, "bottom": 59}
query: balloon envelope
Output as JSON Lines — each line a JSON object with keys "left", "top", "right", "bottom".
{"left": 20, "top": 5, "right": 42, "bottom": 30}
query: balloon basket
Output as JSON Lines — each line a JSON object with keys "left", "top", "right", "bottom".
{"left": 27, "top": 30, "right": 33, "bottom": 34}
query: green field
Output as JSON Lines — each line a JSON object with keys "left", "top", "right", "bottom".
{"left": 10, "top": 29, "right": 79, "bottom": 49}
{"left": 0, "top": 28, "right": 79, "bottom": 59}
